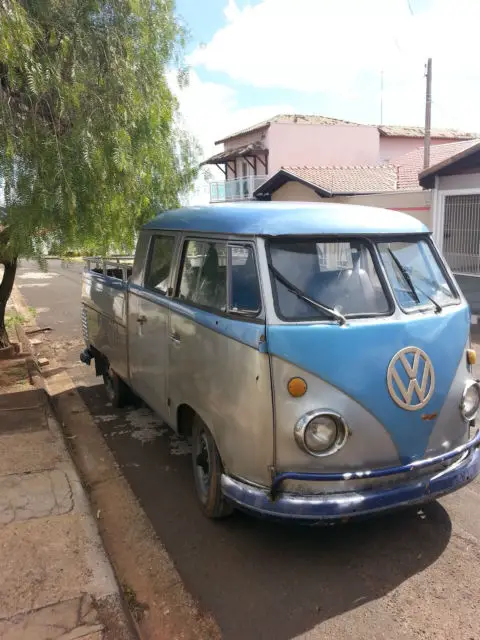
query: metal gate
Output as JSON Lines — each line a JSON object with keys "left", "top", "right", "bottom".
{"left": 443, "top": 194, "right": 480, "bottom": 276}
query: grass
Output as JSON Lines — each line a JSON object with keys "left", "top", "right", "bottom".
{"left": 0, "top": 361, "right": 28, "bottom": 389}
{"left": 122, "top": 583, "right": 149, "bottom": 622}
{"left": 5, "top": 312, "right": 26, "bottom": 330}
{"left": 5, "top": 305, "right": 37, "bottom": 330}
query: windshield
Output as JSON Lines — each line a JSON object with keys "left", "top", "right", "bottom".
{"left": 377, "top": 239, "right": 458, "bottom": 311}
{"left": 269, "top": 239, "right": 390, "bottom": 320}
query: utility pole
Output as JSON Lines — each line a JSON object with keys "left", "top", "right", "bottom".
{"left": 380, "top": 69, "right": 384, "bottom": 125}
{"left": 424, "top": 58, "right": 432, "bottom": 169}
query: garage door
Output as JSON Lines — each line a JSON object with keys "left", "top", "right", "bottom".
{"left": 444, "top": 194, "right": 480, "bottom": 275}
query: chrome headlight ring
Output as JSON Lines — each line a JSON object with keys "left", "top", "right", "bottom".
{"left": 460, "top": 380, "right": 480, "bottom": 421}
{"left": 294, "top": 410, "right": 349, "bottom": 457}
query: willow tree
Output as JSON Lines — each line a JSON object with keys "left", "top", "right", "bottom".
{"left": 0, "top": 0, "right": 198, "bottom": 346}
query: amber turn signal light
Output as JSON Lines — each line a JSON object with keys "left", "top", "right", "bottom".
{"left": 467, "top": 349, "right": 477, "bottom": 365}
{"left": 287, "top": 377, "right": 307, "bottom": 397}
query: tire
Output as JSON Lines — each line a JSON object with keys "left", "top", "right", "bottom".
{"left": 192, "top": 416, "right": 233, "bottom": 519}
{"left": 103, "top": 368, "right": 130, "bottom": 408}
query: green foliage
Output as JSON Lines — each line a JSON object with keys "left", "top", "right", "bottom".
{"left": 0, "top": 0, "right": 199, "bottom": 260}
{"left": 5, "top": 311, "right": 25, "bottom": 329}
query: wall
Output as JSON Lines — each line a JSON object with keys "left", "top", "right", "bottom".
{"left": 267, "top": 123, "right": 380, "bottom": 174}
{"left": 271, "top": 180, "right": 432, "bottom": 227}
{"left": 271, "top": 181, "right": 322, "bottom": 202}
{"left": 225, "top": 155, "right": 268, "bottom": 180}
{"left": 223, "top": 129, "right": 267, "bottom": 151}
{"left": 332, "top": 191, "right": 432, "bottom": 228}
{"left": 454, "top": 275, "right": 480, "bottom": 314}
{"left": 379, "top": 137, "right": 464, "bottom": 163}
{"left": 437, "top": 171, "right": 480, "bottom": 190}
{"left": 222, "top": 129, "right": 268, "bottom": 180}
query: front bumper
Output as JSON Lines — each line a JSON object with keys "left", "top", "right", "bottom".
{"left": 221, "top": 433, "right": 480, "bottom": 522}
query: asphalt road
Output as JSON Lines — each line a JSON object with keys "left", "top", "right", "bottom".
{"left": 14, "top": 259, "right": 480, "bottom": 640}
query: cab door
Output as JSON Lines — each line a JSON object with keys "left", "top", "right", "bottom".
{"left": 128, "top": 232, "right": 178, "bottom": 420}
{"left": 166, "top": 238, "right": 274, "bottom": 485}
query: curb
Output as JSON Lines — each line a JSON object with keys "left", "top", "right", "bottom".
{"left": 11, "top": 288, "right": 140, "bottom": 640}
{"left": 11, "top": 286, "right": 221, "bottom": 640}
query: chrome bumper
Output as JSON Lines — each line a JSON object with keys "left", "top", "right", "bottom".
{"left": 221, "top": 433, "right": 480, "bottom": 522}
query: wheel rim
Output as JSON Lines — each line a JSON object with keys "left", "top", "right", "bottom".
{"left": 194, "top": 430, "right": 211, "bottom": 503}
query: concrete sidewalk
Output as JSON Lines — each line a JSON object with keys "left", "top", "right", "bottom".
{"left": 0, "top": 333, "right": 134, "bottom": 638}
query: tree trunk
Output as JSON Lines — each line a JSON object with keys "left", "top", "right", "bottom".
{"left": 0, "top": 258, "right": 18, "bottom": 348}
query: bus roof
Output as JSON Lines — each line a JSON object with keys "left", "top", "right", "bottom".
{"left": 142, "top": 202, "right": 429, "bottom": 236}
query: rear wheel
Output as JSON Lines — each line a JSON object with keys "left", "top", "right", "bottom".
{"left": 103, "top": 368, "right": 130, "bottom": 408}
{"left": 192, "top": 416, "right": 233, "bottom": 519}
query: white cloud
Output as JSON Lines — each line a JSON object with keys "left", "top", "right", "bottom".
{"left": 174, "top": 0, "right": 480, "bottom": 204}
{"left": 170, "top": 70, "right": 295, "bottom": 204}
{"left": 188, "top": 0, "right": 480, "bottom": 131}
{"left": 171, "top": 70, "right": 294, "bottom": 159}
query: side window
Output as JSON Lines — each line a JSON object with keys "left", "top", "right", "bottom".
{"left": 230, "top": 245, "right": 261, "bottom": 313}
{"left": 144, "top": 235, "right": 175, "bottom": 294}
{"left": 178, "top": 240, "right": 227, "bottom": 311}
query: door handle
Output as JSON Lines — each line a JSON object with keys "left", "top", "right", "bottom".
{"left": 136, "top": 314, "right": 147, "bottom": 325}
{"left": 169, "top": 332, "right": 181, "bottom": 344}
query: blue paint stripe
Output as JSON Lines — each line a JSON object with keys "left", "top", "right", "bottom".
{"left": 87, "top": 272, "right": 126, "bottom": 291}
{"left": 129, "top": 283, "right": 265, "bottom": 350}
{"left": 142, "top": 203, "right": 428, "bottom": 236}
{"left": 271, "top": 430, "right": 480, "bottom": 492}
{"left": 267, "top": 305, "right": 470, "bottom": 463}
{"left": 221, "top": 449, "right": 480, "bottom": 520}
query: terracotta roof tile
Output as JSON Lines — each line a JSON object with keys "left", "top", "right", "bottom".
{"left": 395, "top": 139, "right": 480, "bottom": 189}
{"left": 215, "top": 114, "right": 362, "bottom": 144}
{"left": 202, "top": 141, "right": 266, "bottom": 165}
{"left": 379, "top": 125, "right": 477, "bottom": 139}
{"left": 282, "top": 165, "right": 397, "bottom": 194}
{"left": 215, "top": 114, "right": 478, "bottom": 145}
{"left": 419, "top": 140, "right": 480, "bottom": 188}
{"left": 255, "top": 140, "right": 480, "bottom": 197}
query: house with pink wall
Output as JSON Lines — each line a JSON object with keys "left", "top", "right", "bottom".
{"left": 202, "top": 114, "right": 476, "bottom": 203}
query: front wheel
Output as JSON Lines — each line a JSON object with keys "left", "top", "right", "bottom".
{"left": 192, "top": 416, "right": 233, "bottom": 519}
{"left": 103, "top": 368, "right": 130, "bottom": 408}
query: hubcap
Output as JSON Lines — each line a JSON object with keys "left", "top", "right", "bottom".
{"left": 194, "top": 431, "right": 211, "bottom": 502}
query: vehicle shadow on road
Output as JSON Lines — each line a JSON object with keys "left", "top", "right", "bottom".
{"left": 78, "top": 383, "right": 452, "bottom": 640}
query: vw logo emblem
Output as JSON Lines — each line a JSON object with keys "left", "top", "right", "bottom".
{"left": 387, "top": 346, "right": 435, "bottom": 411}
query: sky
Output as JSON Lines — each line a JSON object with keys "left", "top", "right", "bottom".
{"left": 172, "top": 0, "right": 480, "bottom": 203}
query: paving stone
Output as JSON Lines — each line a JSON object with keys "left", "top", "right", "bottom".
{"left": 0, "top": 388, "right": 48, "bottom": 434}
{"left": 0, "top": 514, "right": 117, "bottom": 619}
{"left": 0, "top": 428, "right": 68, "bottom": 475}
{"left": 0, "top": 595, "right": 103, "bottom": 640}
{"left": 0, "top": 470, "right": 73, "bottom": 525}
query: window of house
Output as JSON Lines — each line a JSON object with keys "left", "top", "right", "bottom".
{"left": 144, "top": 235, "right": 176, "bottom": 294}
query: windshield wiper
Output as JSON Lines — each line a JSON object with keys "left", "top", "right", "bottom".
{"left": 408, "top": 266, "right": 455, "bottom": 301}
{"left": 387, "top": 249, "right": 442, "bottom": 313}
{"left": 269, "top": 264, "right": 347, "bottom": 325}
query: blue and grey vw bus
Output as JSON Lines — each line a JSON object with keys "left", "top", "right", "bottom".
{"left": 82, "top": 202, "right": 480, "bottom": 522}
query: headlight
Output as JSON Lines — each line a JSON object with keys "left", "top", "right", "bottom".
{"left": 461, "top": 381, "right": 480, "bottom": 420}
{"left": 294, "top": 411, "right": 349, "bottom": 457}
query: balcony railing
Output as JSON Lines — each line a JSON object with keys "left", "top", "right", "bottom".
{"left": 210, "top": 175, "right": 268, "bottom": 203}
